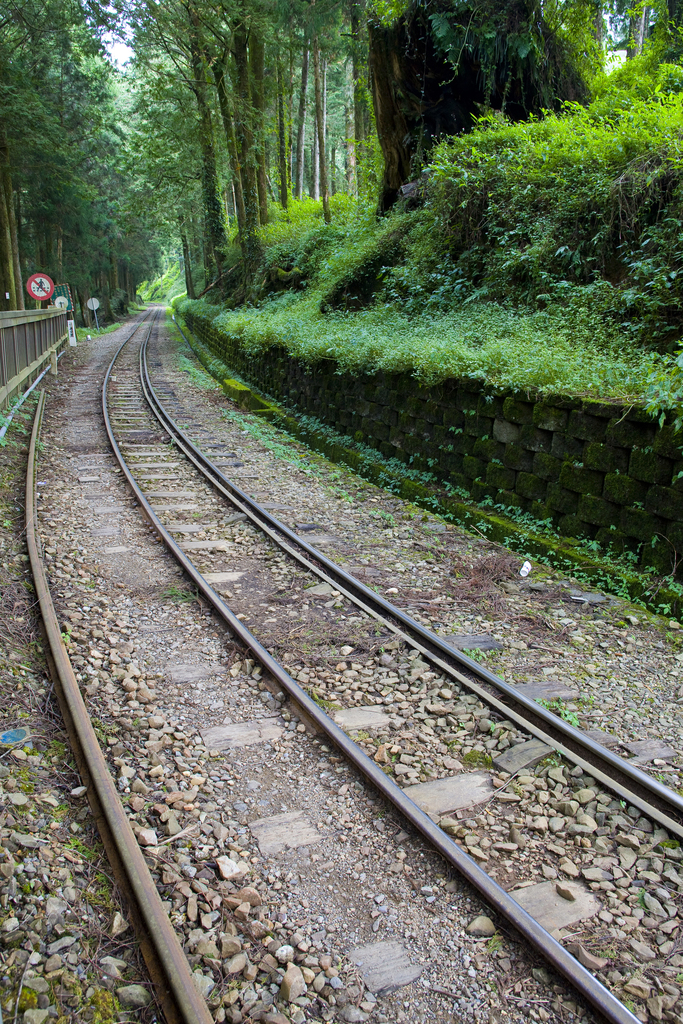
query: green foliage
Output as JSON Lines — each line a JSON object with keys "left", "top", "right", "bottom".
{"left": 537, "top": 697, "right": 580, "bottom": 727}
{"left": 419, "top": 63, "right": 683, "bottom": 348}
{"left": 462, "top": 750, "right": 493, "bottom": 768}
{"left": 140, "top": 262, "right": 184, "bottom": 303}
{"left": 177, "top": 53, "right": 683, "bottom": 409}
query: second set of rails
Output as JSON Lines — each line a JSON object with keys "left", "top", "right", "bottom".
{"left": 29, "top": 305, "right": 683, "bottom": 1024}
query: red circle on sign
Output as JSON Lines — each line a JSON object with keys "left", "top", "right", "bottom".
{"left": 26, "top": 273, "right": 55, "bottom": 300}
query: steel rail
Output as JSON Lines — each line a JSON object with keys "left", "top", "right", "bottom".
{"left": 146, "top": 324, "right": 683, "bottom": 839}
{"left": 101, "top": 312, "right": 643, "bottom": 1024}
{"left": 25, "top": 322, "right": 214, "bottom": 1024}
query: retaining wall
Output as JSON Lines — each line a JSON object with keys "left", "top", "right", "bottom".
{"left": 182, "top": 307, "right": 683, "bottom": 576}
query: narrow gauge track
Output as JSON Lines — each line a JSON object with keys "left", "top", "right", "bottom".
{"left": 92, "top": 305, "right": 670, "bottom": 1024}
{"left": 25, "top": 311, "right": 214, "bottom": 1024}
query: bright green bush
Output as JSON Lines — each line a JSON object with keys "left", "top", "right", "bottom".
{"left": 402, "top": 60, "right": 683, "bottom": 347}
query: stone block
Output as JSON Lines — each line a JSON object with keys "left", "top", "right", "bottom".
{"left": 567, "top": 411, "right": 607, "bottom": 442}
{"left": 471, "top": 480, "right": 497, "bottom": 502}
{"left": 478, "top": 394, "right": 504, "bottom": 418}
{"left": 558, "top": 514, "right": 593, "bottom": 539}
{"left": 581, "top": 399, "right": 620, "bottom": 419}
{"left": 463, "top": 455, "right": 485, "bottom": 480}
{"left": 533, "top": 403, "right": 569, "bottom": 432}
{"left": 493, "top": 739, "right": 553, "bottom": 773}
{"left": 532, "top": 452, "right": 562, "bottom": 481}
{"left": 424, "top": 400, "right": 442, "bottom": 423}
{"left": 583, "top": 442, "right": 629, "bottom": 474}
{"left": 600, "top": 473, "right": 645, "bottom": 507}
{"left": 576, "top": 495, "right": 619, "bottom": 528}
{"left": 546, "top": 483, "right": 579, "bottom": 514}
{"left": 605, "top": 417, "right": 655, "bottom": 449}
{"left": 551, "top": 432, "right": 584, "bottom": 461}
{"left": 666, "top": 520, "right": 683, "bottom": 554}
{"left": 652, "top": 423, "right": 683, "bottom": 459}
{"left": 455, "top": 390, "right": 480, "bottom": 413}
{"left": 347, "top": 942, "right": 422, "bottom": 995}
{"left": 494, "top": 489, "right": 528, "bottom": 511}
{"left": 439, "top": 451, "right": 464, "bottom": 474}
{"left": 639, "top": 540, "right": 676, "bottom": 575}
{"left": 493, "top": 418, "right": 520, "bottom": 444}
{"left": 512, "top": 881, "right": 600, "bottom": 933}
{"left": 503, "top": 443, "right": 534, "bottom": 472}
{"left": 449, "top": 471, "right": 469, "bottom": 491}
{"left": 620, "top": 507, "right": 664, "bottom": 542}
{"left": 403, "top": 772, "right": 493, "bottom": 818}
{"left": 250, "top": 811, "right": 321, "bottom": 855}
{"left": 502, "top": 397, "right": 534, "bottom": 424}
{"left": 595, "top": 527, "right": 627, "bottom": 553}
{"left": 432, "top": 424, "right": 447, "bottom": 446}
{"left": 443, "top": 408, "right": 465, "bottom": 429}
{"left": 516, "top": 472, "right": 547, "bottom": 502}
{"left": 558, "top": 464, "right": 604, "bottom": 496}
{"left": 628, "top": 449, "right": 673, "bottom": 485}
{"left": 518, "top": 424, "right": 553, "bottom": 453}
{"left": 486, "top": 464, "right": 516, "bottom": 490}
{"left": 201, "top": 719, "right": 283, "bottom": 750}
{"left": 643, "top": 485, "right": 683, "bottom": 520}
{"left": 473, "top": 437, "right": 505, "bottom": 461}
{"left": 464, "top": 415, "right": 493, "bottom": 438}
{"left": 334, "top": 708, "right": 392, "bottom": 731}
{"left": 364, "top": 419, "right": 389, "bottom": 442}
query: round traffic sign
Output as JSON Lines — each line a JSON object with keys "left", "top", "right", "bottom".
{"left": 54, "top": 295, "right": 68, "bottom": 309}
{"left": 26, "top": 273, "right": 54, "bottom": 301}
{"left": 86, "top": 297, "right": 100, "bottom": 310}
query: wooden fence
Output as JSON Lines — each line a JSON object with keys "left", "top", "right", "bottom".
{"left": 0, "top": 308, "right": 69, "bottom": 410}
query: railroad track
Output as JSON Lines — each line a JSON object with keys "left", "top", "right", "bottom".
{"left": 25, "top": 305, "right": 683, "bottom": 1024}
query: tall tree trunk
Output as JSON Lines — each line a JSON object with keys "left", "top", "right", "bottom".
{"left": 56, "top": 227, "right": 63, "bottom": 282}
{"left": 214, "top": 54, "right": 247, "bottom": 235}
{"left": 312, "top": 39, "right": 331, "bottom": 223}
{"left": 295, "top": 45, "right": 309, "bottom": 200}
{"left": 0, "top": 194, "right": 15, "bottom": 311}
{"left": 311, "top": 118, "right": 319, "bottom": 199}
{"left": 180, "top": 217, "right": 195, "bottom": 299}
{"left": 277, "top": 54, "right": 289, "bottom": 209}
{"left": 0, "top": 197, "right": 13, "bottom": 311}
{"left": 636, "top": 5, "right": 650, "bottom": 52}
{"left": 345, "top": 62, "right": 357, "bottom": 195}
{"left": 14, "top": 188, "right": 24, "bottom": 308}
{"left": 110, "top": 250, "right": 118, "bottom": 291}
{"left": 189, "top": 8, "right": 227, "bottom": 281}
{"left": 351, "top": 0, "right": 366, "bottom": 167}
{"left": 77, "top": 288, "right": 90, "bottom": 327}
{"left": 322, "top": 57, "right": 327, "bottom": 173}
{"left": 234, "top": 25, "right": 263, "bottom": 280}
{"left": 250, "top": 30, "right": 268, "bottom": 225}
{"left": 287, "top": 45, "right": 295, "bottom": 187}
{"left": 330, "top": 147, "right": 336, "bottom": 194}
{"left": 0, "top": 129, "right": 18, "bottom": 310}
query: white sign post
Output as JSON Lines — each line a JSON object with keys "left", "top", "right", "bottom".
{"left": 67, "top": 319, "right": 77, "bottom": 346}
{"left": 86, "top": 296, "right": 100, "bottom": 332}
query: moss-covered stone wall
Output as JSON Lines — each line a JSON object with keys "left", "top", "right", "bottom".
{"left": 183, "top": 309, "right": 683, "bottom": 576}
